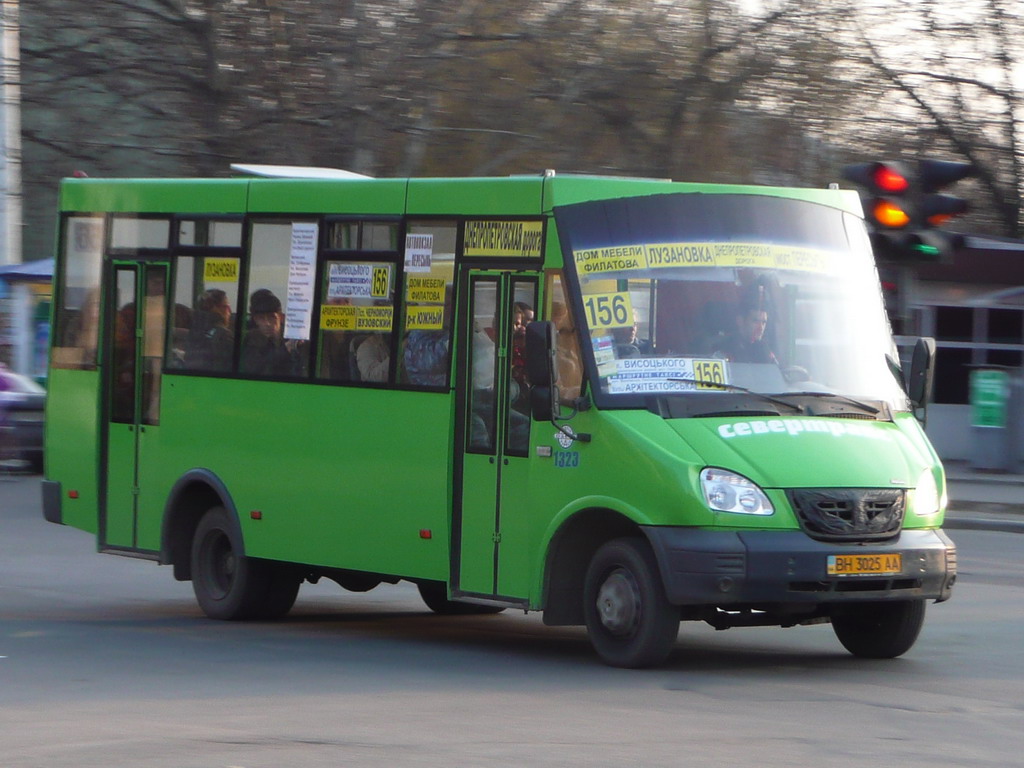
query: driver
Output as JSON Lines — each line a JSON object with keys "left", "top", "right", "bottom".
{"left": 717, "top": 305, "right": 777, "bottom": 364}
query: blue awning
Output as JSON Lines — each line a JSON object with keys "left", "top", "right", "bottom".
{"left": 0, "top": 258, "right": 54, "bottom": 282}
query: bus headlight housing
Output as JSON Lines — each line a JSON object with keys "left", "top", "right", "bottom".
{"left": 700, "top": 468, "right": 774, "bottom": 516}
{"left": 914, "top": 469, "right": 941, "bottom": 517}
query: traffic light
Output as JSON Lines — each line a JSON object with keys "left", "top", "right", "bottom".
{"left": 841, "top": 159, "right": 974, "bottom": 263}
{"left": 917, "top": 160, "right": 974, "bottom": 226}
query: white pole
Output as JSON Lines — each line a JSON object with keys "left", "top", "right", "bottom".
{"left": 1, "top": 0, "right": 26, "bottom": 374}
{"left": 1, "top": 0, "right": 22, "bottom": 268}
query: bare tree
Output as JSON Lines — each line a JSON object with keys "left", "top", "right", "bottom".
{"left": 20, "top": 0, "right": 1022, "bottom": 262}
{"left": 823, "top": 0, "right": 1023, "bottom": 237}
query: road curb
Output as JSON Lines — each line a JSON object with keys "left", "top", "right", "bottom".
{"left": 944, "top": 514, "right": 1024, "bottom": 534}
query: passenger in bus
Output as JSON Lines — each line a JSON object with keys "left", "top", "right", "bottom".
{"left": 110, "top": 300, "right": 139, "bottom": 422}
{"left": 510, "top": 301, "right": 533, "bottom": 407}
{"left": 317, "top": 297, "right": 356, "bottom": 381}
{"left": 513, "top": 301, "right": 534, "bottom": 327}
{"left": 186, "top": 289, "right": 233, "bottom": 372}
{"left": 168, "top": 303, "right": 194, "bottom": 368}
{"left": 612, "top": 325, "right": 641, "bottom": 358}
{"left": 550, "top": 301, "right": 582, "bottom": 403}
{"left": 404, "top": 326, "right": 450, "bottom": 386}
{"left": 404, "top": 296, "right": 452, "bottom": 386}
{"left": 716, "top": 304, "right": 777, "bottom": 364}
{"left": 613, "top": 310, "right": 652, "bottom": 357}
{"left": 240, "top": 289, "right": 301, "bottom": 376}
{"left": 354, "top": 299, "right": 393, "bottom": 382}
{"left": 469, "top": 320, "right": 497, "bottom": 449}
{"left": 356, "top": 333, "right": 390, "bottom": 382}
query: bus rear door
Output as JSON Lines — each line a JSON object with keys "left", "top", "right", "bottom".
{"left": 103, "top": 261, "right": 168, "bottom": 551}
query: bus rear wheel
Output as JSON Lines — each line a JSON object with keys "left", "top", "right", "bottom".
{"left": 190, "top": 506, "right": 298, "bottom": 620}
{"left": 831, "top": 599, "right": 926, "bottom": 658}
{"left": 584, "top": 537, "right": 680, "bottom": 668}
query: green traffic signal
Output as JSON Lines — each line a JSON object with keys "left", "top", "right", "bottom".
{"left": 910, "top": 242, "right": 941, "bottom": 258}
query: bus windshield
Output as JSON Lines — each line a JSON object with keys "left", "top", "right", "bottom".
{"left": 555, "top": 193, "right": 908, "bottom": 411}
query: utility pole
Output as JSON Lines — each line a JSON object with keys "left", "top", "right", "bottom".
{"left": 1, "top": 0, "right": 21, "bottom": 267}
{"left": 1, "top": 0, "right": 25, "bottom": 374}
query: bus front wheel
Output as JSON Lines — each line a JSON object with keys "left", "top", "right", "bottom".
{"left": 831, "top": 599, "right": 926, "bottom": 659}
{"left": 583, "top": 537, "right": 680, "bottom": 668}
{"left": 190, "top": 506, "right": 298, "bottom": 620}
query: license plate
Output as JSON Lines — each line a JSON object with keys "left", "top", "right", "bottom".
{"left": 827, "top": 553, "right": 902, "bottom": 576}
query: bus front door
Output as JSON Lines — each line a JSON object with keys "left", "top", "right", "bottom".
{"left": 103, "top": 262, "right": 168, "bottom": 551}
{"left": 456, "top": 272, "right": 537, "bottom": 599}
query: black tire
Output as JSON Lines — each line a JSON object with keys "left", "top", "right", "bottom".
{"left": 191, "top": 506, "right": 283, "bottom": 620}
{"left": 253, "top": 564, "right": 302, "bottom": 620}
{"left": 832, "top": 600, "right": 926, "bottom": 659}
{"left": 583, "top": 537, "right": 679, "bottom": 668}
{"left": 417, "top": 581, "right": 506, "bottom": 615}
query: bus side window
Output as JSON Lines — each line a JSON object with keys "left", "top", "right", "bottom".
{"left": 51, "top": 217, "right": 104, "bottom": 370}
{"left": 169, "top": 256, "right": 240, "bottom": 374}
{"left": 399, "top": 221, "right": 457, "bottom": 388}
{"left": 317, "top": 260, "right": 396, "bottom": 384}
{"left": 239, "top": 221, "right": 313, "bottom": 379}
{"left": 401, "top": 298, "right": 452, "bottom": 387}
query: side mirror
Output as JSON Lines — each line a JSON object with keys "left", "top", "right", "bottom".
{"left": 907, "top": 337, "right": 936, "bottom": 410}
{"left": 530, "top": 385, "right": 553, "bottom": 422}
{"left": 525, "top": 321, "right": 559, "bottom": 421}
{"left": 525, "top": 321, "right": 558, "bottom": 387}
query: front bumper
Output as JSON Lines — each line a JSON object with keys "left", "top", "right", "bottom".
{"left": 642, "top": 526, "right": 956, "bottom": 606}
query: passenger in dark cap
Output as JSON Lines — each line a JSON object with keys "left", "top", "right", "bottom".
{"left": 240, "top": 289, "right": 301, "bottom": 376}
{"left": 186, "top": 289, "right": 234, "bottom": 371}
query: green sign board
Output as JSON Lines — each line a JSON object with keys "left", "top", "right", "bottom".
{"left": 970, "top": 369, "right": 1010, "bottom": 428}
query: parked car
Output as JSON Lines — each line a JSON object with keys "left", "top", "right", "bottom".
{"left": 0, "top": 365, "right": 45, "bottom": 472}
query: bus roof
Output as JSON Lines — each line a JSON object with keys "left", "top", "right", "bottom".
{"left": 58, "top": 172, "right": 864, "bottom": 219}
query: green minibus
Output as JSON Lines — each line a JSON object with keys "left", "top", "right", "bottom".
{"left": 42, "top": 168, "right": 956, "bottom": 667}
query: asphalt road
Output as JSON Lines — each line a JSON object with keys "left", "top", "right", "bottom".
{"left": 2, "top": 474, "right": 1022, "bottom": 768}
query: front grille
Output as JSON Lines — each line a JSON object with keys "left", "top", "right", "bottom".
{"left": 787, "top": 488, "right": 905, "bottom": 542}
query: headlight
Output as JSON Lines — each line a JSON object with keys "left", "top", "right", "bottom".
{"left": 914, "top": 468, "right": 941, "bottom": 517}
{"left": 700, "top": 468, "right": 774, "bottom": 516}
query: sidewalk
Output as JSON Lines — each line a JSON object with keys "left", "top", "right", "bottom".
{"left": 944, "top": 460, "right": 1024, "bottom": 533}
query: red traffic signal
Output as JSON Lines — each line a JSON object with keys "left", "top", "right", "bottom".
{"left": 842, "top": 162, "right": 911, "bottom": 195}
{"left": 873, "top": 166, "right": 910, "bottom": 194}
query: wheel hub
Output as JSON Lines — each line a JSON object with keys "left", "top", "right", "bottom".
{"left": 203, "top": 530, "right": 235, "bottom": 599}
{"left": 595, "top": 568, "right": 640, "bottom": 636}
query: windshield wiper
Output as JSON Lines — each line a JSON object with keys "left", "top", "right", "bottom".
{"left": 774, "top": 390, "right": 881, "bottom": 415}
{"left": 667, "top": 378, "right": 804, "bottom": 414}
